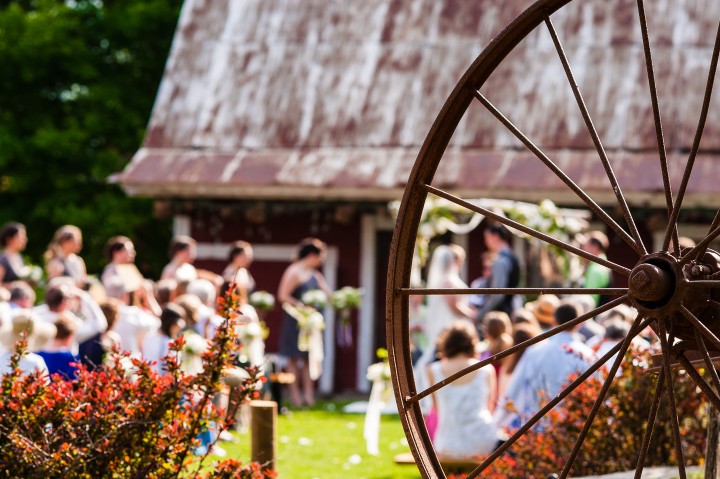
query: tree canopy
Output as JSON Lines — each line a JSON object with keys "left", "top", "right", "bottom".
{"left": 0, "top": 0, "right": 183, "bottom": 276}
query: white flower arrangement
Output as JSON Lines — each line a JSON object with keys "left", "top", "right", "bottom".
{"left": 366, "top": 361, "right": 391, "bottom": 383}
{"left": 236, "top": 321, "right": 268, "bottom": 342}
{"left": 301, "top": 289, "right": 328, "bottom": 310}
{"left": 182, "top": 332, "right": 208, "bottom": 356}
{"left": 248, "top": 291, "right": 275, "bottom": 311}
{"left": 331, "top": 287, "right": 363, "bottom": 311}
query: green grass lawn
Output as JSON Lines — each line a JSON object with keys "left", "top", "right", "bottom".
{"left": 218, "top": 401, "right": 421, "bottom": 479}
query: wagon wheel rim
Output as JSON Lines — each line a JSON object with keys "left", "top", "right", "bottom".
{"left": 386, "top": 0, "right": 720, "bottom": 477}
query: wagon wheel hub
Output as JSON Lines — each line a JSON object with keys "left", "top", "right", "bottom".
{"left": 628, "top": 250, "right": 720, "bottom": 347}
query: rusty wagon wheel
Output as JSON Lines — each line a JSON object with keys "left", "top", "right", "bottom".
{"left": 386, "top": 0, "right": 720, "bottom": 477}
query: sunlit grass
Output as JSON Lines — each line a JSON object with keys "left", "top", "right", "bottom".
{"left": 218, "top": 400, "right": 421, "bottom": 479}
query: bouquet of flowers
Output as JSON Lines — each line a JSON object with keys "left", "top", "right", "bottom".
{"left": 366, "top": 350, "right": 391, "bottom": 385}
{"left": 248, "top": 291, "right": 275, "bottom": 311}
{"left": 331, "top": 287, "right": 363, "bottom": 348}
{"left": 283, "top": 303, "right": 325, "bottom": 380}
{"left": 301, "top": 289, "right": 328, "bottom": 310}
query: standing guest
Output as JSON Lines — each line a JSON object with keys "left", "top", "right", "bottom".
{"left": 0, "top": 222, "right": 29, "bottom": 286}
{"left": 481, "top": 311, "right": 513, "bottom": 377}
{"left": 469, "top": 253, "right": 493, "bottom": 312}
{"left": 222, "top": 241, "right": 255, "bottom": 300}
{"left": 162, "top": 235, "right": 199, "bottom": 282}
{"left": 162, "top": 235, "right": 223, "bottom": 287}
{"left": 155, "top": 279, "right": 178, "bottom": 307}
{"left": 580, "top": 231, "right": 612, "bottom": 306}
{"left": 497, "top": 322, "right": 542, "bottom": 398}
{"left": 496, "top": 301, "right": 594, "bottom": 430}
{"left": 187, "top": 279, "right": 223, "bottom": 339}
{"left": 101, "top": 236, "right": 136, "bottom": 289}
{"left": 427, "top": 321, "right": 501, "bottom": 458}
{"left": 475, "top": 223, "right": 521, "bottom": 325}
{"left": 277, "top": 238, "right": 333, "bottom": 407}
{"left": 79, "top": 298, "right": 123, "bottom": 370}
{"left": 104, "top": 277, "right": 160, "bottom": 357}
{"left": 142, "top": 304, "right": 186, "bottom": 375}
{"left": 37, "top": 313, "right": 80, "bottom": 380}
{"left": 44, "top": 225, "right": 87, "bottom": 287}
{"left": 34, "top": 283, "right": 108, "bottom": 350}
{"left": 525, "top": 294, "right": 560, "bottom": 330}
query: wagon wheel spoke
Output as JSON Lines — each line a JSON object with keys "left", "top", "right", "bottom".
{"left": 694, "top": 328, "right": 720, "bottom": 395}
{"left": 679, "top": 305, "right": 720, "bottom": 351}
{"left": 694, "top": 211, "right": 720, "bottom": 259}
{"left": 679, "top": 224, "right": 720, "bottom": 266}
{"left": 559, "top": 314, "right": 646, "bottom": 478}
{"left": 399, "top": 287, "right": 627, "bottom": 296}
{"left": 545, "top": 16, "right": 647, "bottom": 256}
{"left": 472, "top": 91, "right": 645, "bottom": 256}
{"left": 658, "top": 323, "right": 687, "bottom": 479}
{"left": 406, "top": 295, "right": 629, "bottom": 406}
{"left": 634, "top": 370, "right": 665, "bottom": 479}
{"left": 466, "top": 316, "right": 654, "bottom": 479}
{"left": 662, "top": 19, "right": 720, "bottom": 252}
{"left": 425, "top": 185, "right": 631, "bottom": 275}
{"left": 673, "top": 352, "right": 720, "bottom": 412}
{"left": 636, "top": 0, "right": 679, "bottom": 253}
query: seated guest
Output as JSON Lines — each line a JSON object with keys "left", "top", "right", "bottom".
{"left": 0, "top": 310, "right": 51, "bottom": 379}
{"left": 8, "top": 281, "right": 36, "bottom": 310}
{"left": 427, "top": 321, "right": 502, "bottom": 458}
{"left": 496, "top": 301, "right": 594, "bottom": 430}
{"left": 37, "top": 314, "right": 80, "bottom": 380}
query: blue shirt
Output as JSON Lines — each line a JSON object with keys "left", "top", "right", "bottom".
{"left": 37, "top": 350, "right": 79, "bottom": 380}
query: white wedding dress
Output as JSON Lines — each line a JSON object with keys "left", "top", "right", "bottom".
{"left": 430, "top": 361, "right": 498, "bottom": 457}
{"left": 413, "top": 245, "right": 471, "bottom": 411}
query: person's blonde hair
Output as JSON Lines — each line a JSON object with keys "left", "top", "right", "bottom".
{"left": 44, "top": 225, "right": 82, "bottom": 262}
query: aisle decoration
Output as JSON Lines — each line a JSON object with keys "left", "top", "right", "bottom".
{"left": 282, "top": 302, "right": 325, "bottom": 380}
{"left": 331, "top": 286, "right": 363, "bottom": 348}
{"left": 182, "top": 332, "right": 209, "bottom": 375}
{"left": 234, "top": 313, "right": 269, "bottom": 367}
{"left": 364, "top": 348, "right": 393, "bottom": 455}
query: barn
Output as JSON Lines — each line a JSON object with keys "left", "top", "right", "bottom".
{"left": 115, "top": 0, "right": 720, "bottom": 394}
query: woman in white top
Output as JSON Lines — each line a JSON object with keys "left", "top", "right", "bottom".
{"left": 428, "top": 321, "right": 500, "bottom": 458}
{"left": 142, "top": 304, "right": 185, "bottom": 375}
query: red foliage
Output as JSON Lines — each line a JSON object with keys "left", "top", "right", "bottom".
{"left": 0, "top": 283, "right": 273, "bottom": 478}
{"left": 452, "top": 347, "right": 707, "bottom": 478}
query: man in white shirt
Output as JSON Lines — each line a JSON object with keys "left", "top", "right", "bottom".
{"left": 496, "top": 301, "right": 595, "bottom": 430}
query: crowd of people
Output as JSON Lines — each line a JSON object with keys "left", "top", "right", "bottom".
{"left": 413, "top": 223, "right": 660, "bottom": 460}
{"left": 0, "top": 222, "right": 339, "bottom": 433}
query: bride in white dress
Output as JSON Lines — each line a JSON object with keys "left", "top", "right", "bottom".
{"left": 414, "top": 244, "right": 475, "bottom": 411}
{"left": 428, "top": 321, "right": 500, "bottom": 457}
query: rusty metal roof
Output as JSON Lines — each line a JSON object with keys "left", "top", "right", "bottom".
{"left": 117, "top": 0, "right": 720, "bottom": 206}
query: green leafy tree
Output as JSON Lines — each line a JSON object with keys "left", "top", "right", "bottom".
{"left": 0, "top": 0, "right": 182, "bottom": 276}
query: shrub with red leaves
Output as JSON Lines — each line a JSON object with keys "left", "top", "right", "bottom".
{"left": 454, "top": 347, "right": 708, "bottom": 478}
{"left": 0, "top": 283, "right": 273, "bottom": 478}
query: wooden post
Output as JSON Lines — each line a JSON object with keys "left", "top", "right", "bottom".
{"left": 706, "top": 406, "right": 720, "bottom": 479}
{"left": 251, "top": 400, "right": 277, "bottom": 471}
